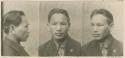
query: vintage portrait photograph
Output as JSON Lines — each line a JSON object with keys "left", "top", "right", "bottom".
{"left": 0, "top": 0, "right": 124, "bottom": 57}
{"left": 81, "top": 1, "right": 124, "bottom": 56}
{"left": 1, "top": 1, "right": 39, "bottom": 56}
{"left": 39, "top": 1, "right": 83, "bottom": 56}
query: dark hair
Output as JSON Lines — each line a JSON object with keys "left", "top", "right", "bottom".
{"left": 90, "top": 9, "right": 113, "bottom": 25}
{"left": 3, "top": 10, "right": 25, "bottom": 34}
{"left": 48, "top": 8, "right": 70, "bottom": 24}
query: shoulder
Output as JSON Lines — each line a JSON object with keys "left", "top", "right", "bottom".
{"left": 82, "top": 40, "right": 98, "bottom": 49}
{"left": 3, "top": 38, "right": 12, "bottom": 46}
{"left": 110, "top": 38, "right": 123, "bottom": 56}
{"left": 65, "top": 37, "right": 81, "bottom": 56}
{"left": 3, "top": 38, "right": 16, "bottom": 51}
{"left": 39, "top": 39, "right": 53, "bottom": 50}
{"left": 3, "top": 38, "right": 19, "bottom": 56}
{"left": 67, "top": 38, "right": 81, "bottom": 48}
{"left": 112, "top": 38, "right": 123, "bottom": 49}
{"left": 39, "top": 39, "right": 54, "bottom": 56}
{"left": 81, "top": 40, "right": 98, "bottom": 55}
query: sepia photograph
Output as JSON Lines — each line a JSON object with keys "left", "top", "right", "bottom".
{"left": 81, "top": 1, "right": 124, "bottom": 56}
{"left": 1, "top": 1, "right": 39, "bottom": 56}
{"left": 39, "top": 1, "right": 83, "bottom": 56}
{"left": 0, "top": 0, "right": 124, "bottom": 57}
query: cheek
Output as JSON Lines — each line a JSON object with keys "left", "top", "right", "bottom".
{"left": 14, "top": 27, "right": 22, "bottom": 34}
{"left": 18, "top": 28, "right": 27, "bottom": 35}
{"left": 65, "top": 26, "right": 69, "bottom": 32}
{"left": 61, "top": 25, "right": 69, "bottom": 32}
{"left": 49, "top": 26, "right": 55, "bottom": 33}
{"left": 100, "top": 26, "right": 109, "bottom": 35}
{"left": 13, "top": 28, "right": 24, "bottom": 38}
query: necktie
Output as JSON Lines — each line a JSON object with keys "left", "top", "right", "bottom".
{"left": 101, "top": 47, "right": 108, "bottom": 56}
{"left": 58, "top": 44, "right": 65, "bottom": 56}
{"left": 101, "top": 43, "right": 108, "bottom": 56}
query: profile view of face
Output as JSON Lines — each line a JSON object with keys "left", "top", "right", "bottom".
{"left": 91, "top": 14, "right": 112, "bottom": 40}
{"left": 12, "top": 16, "right": 30, "bottom": 42}
{"left": 48, "top": 13, "right": 70, "bottom": 40}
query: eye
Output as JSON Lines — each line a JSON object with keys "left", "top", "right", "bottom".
{"left": 97, "top": 23, "right": 104, "bottom": 26}
{"left": 61, "top": 22, "right": 67, "bottom": 25}
{"left": 25, "top": 24, "right": 29, "bottom": 28}
{"left": 51, "top": 22, "right": 57, "bottom": 25}
{"left": 91, "top": 23, "right": 94, "bottom": 26}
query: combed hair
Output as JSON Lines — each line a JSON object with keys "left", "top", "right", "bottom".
{"left": 48, "top": 8, "right": 70, "bottom": 24}
{"left": 90, "top": 9, "right": 113, "bottom": 25}
{"left": 3, "top": 10, "right": 25, "bottom": 34}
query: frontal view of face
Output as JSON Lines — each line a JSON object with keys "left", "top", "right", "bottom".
{"left": 13, "top": 16, "right": 30, "bottom": 42}
{"left": 91, "top": 14, "right": 111, "bottom": 40}
{"left": 48, "top": 13, "right": 69, "bottom": 40}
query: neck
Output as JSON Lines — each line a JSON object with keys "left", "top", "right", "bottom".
{"left": 7, "top": 33, "right": 20, "bottom": 44}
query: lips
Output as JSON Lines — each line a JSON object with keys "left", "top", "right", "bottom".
{"left": 55, "top": 33, "right": 63, "bottom": 36}
{"left": 92, "top": 34, "right": 100, "bottom": 37}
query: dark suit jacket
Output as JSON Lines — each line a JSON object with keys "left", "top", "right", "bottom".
{"left": 81, "top": 35, "right": 123, "bottom": 56}
{"left": 2, "top": 37, "right": 29, "bottom": 56}
{"left": 39, "top": 36, "right": 81, "bottom": 56}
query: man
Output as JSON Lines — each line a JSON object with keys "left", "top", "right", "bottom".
{"left": 39, "top": 8, "right": 81, "bottom": 56}
{"left": 2, "top": 10, "right": 30, "bottom": 56}
{"left": 82, "top": 9, "right": 123, "bottom": 56}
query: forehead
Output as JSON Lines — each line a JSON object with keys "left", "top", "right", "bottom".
{"left": 91, "top": 14, "right": 108, "bottom": 23}
{"left": 50, "top": 13, "right": 68, "bottom": 22}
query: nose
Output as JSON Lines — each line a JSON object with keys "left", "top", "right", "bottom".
{"left": 93, "top": 26, "right": 98, "bottom": 33}
{"left": 27, "top": 27, "right": 30, "bottom": 33}
{"left": 27, "top": 29, "right": 30, "bottom": 33}
{"left": 56, "top": 24, "right": 61, "bottom": 31}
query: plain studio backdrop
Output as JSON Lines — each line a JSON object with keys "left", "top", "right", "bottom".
{"left": 2, "top": 1, "right": 124, "bottom": 56}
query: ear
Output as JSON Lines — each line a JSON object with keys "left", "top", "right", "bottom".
{"left": 109, "top": 22, "right": 114, "bottom": 30}
{"left": 68, "top": 23, "right": 71, "bottom": 30}
{"left": 9, "top": 25, "right": 16, "bottom": 34}
{"left": 47, "top": 23, "right": 51, "bottom": 32}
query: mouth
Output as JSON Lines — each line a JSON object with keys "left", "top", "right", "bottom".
{"left": 55, "top": 33, "right": 63, "bottom": 36}
{"left": 92, "top": 34, "right": 100, "bottom": 37}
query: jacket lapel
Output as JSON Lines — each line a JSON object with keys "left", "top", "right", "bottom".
{"left": 47, "top": 39, "right": 58, "bottom": 56}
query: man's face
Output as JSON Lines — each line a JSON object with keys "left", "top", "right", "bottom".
{"left": 13, "top": 16, "right": 30, "bottom": 42}
{"left": 91, "top": 14, "right": 111, "bottom": 40}
{"left": 48, "top": 13, "right": 70, "bottom": 40}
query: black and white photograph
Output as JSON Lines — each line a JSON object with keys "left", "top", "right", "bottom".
{"left": 1, "top": 1, "right": 39, "bottom": 56}
{"left": 39, "top": 1, "right": 83, "bottom": 56}
{"left": 0, "top": 0, "right": 124, "bottom": 57}
{"left": 81, "top": 1, "right": 124, "bottom": 56}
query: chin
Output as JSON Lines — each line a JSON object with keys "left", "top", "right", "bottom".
{"left": 93, "top": 37, "right": 102, "bottom": 40}
{"left": 55, "top": 38, "right": 63, "bottom": 40}
{"left": 54, "top": 36, "right": 64, "bottom": 40}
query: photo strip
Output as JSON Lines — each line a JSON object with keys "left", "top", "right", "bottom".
{"left": 0, "top": 0, "right": 124, "bottom": 57}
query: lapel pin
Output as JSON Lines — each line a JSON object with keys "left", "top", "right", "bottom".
{"left": 70, "top": 49, "right": 73, "bottom": 52}
{"left": 113, "top": 49, "right": 116, "bottom": 53}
